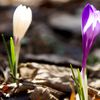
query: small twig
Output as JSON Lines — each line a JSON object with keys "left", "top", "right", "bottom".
{"left": 88, "top": 86, "right": 100, "bottom": 99}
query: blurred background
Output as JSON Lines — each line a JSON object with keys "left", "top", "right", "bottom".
{"left": 0, "top": 0, "right": 100, "bottom": 66}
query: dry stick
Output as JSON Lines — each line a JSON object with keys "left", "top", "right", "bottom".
{"left": 32, "top": 79, "right": 71, "bottom": 93}
{"left": 88, "top": 86, "right": 100, "bottom": 99}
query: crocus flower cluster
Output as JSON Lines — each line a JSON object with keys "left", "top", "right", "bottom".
{"left": 82, "top": 3, "right": 100, "bottom": 77}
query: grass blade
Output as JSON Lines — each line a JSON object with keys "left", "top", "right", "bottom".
{"left": 2, "top": 34, "right": 12, "bottom": 72}
{"left": 10, "top": 37, "right": 16, "bottom": 78}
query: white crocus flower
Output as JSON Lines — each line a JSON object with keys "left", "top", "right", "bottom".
{"left": 13, "top": 4, "right": 32, "bottom": 42}
{"left": 13, "top": 5, "right": 32, "bottom": 77}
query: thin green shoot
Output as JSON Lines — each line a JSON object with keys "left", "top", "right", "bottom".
{"left": 2, "top": 34, "right": 16, "bottom": 82}
{"left": 2, "top": 34, "right": 12, "bottom": 73}
{"left": 70, "top": 64, "right": 79, "bottom": 86}
{"left": 77, "top": 69, "right": 85, "bottom": 100}
{"left": 10, "top": 37, "right": 16, "bottom": 80}
{"left": 70, "top": 64, "right": 85, "bottom": 100}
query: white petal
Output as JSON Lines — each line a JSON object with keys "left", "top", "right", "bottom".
{"left": 83, "top": 13, "right": 94, "bottom": 33}
{"left": 13, "top": 5, "right": 32, "bottom": 41}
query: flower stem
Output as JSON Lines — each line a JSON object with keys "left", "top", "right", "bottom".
{"left": 15, "top": 41, "right": 20, "bottom": 78}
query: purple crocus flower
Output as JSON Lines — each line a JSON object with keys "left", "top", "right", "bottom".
{"left": 82, "top": 3, "right": 100, "bottom": 76}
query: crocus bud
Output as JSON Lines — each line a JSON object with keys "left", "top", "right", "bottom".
{"left": 13, "top": 5, "right": 32, "bottom": 78}
{"left": 13, "top": 5, "right": 32, "bottom": 42}
{"left": 82, "top": 3, "right": 100, "bottom": 75}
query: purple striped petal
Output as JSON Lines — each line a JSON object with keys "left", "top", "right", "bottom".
{"left": 82, "top": 3, "right": 96, "bottom": 31}
{"left": 81, "top": 3, "right": 100, "bottom": 76}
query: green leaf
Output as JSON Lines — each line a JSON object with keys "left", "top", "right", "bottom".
{"left": 70, "top": 64, "right": 79, "bottom": 86}
{"left": 77, "top": 69, "right": 85, "bottom": 100}
{"left": 2, "top": 34, "right": 16, "bottom": 82}
{"left": 10, "top": 37, "right": 16, "bottom": 77}
{"left": 2, "top": 34, "right": 12, "bottom": 72}
{"left": 70, "top": 64, "right": 85, "bottom": 100}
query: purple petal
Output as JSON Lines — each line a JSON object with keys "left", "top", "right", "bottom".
{"left": 81, "top": 3, "right": 100, "bottom": 78}
{"left": 91, "top": 5, "right": 96, "bottom": 12}
{"left": 82, "top": 24, "right": 93, "bottom": 50}
{"left": 82, "top": 22, "right": 100, "bottom": 73}
{"left": 82, "top": 3, "right": 96, "bottom": 31}
{"left": 82, "top": 25, "right": 94, "bottom": 72}
{"left": 93, "top": 21, "right": 100, "bottom": 36}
